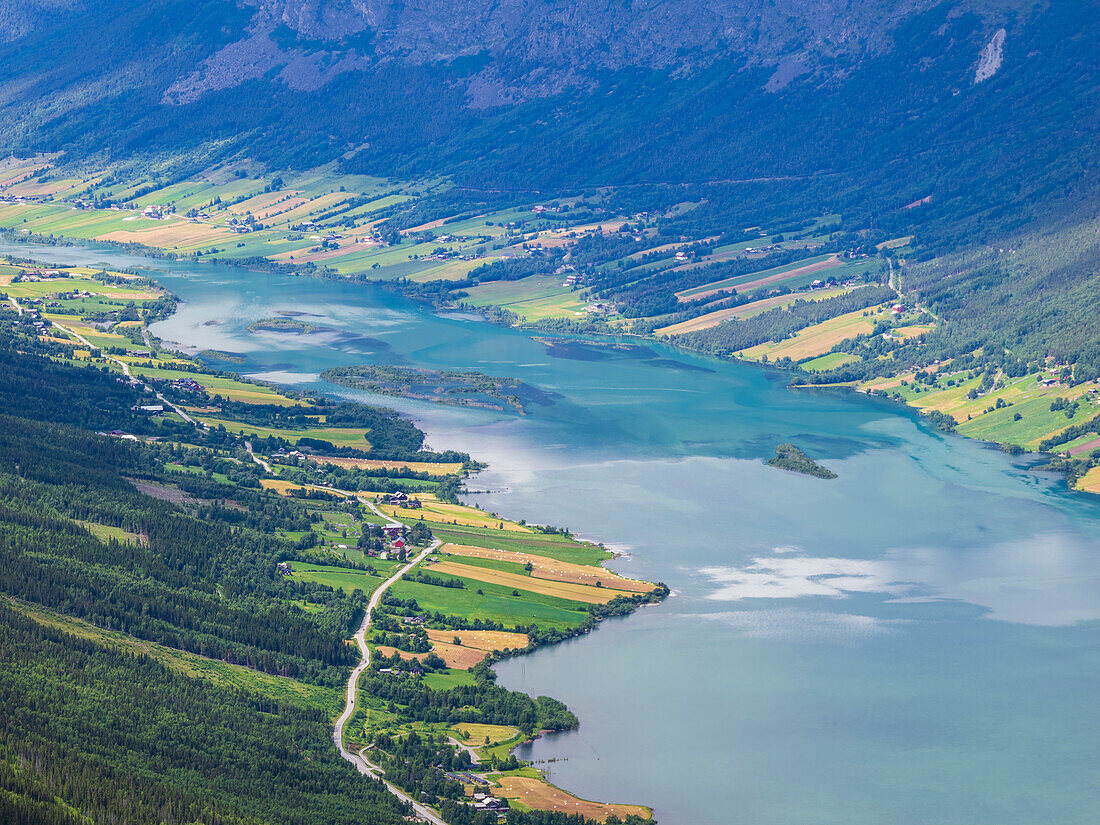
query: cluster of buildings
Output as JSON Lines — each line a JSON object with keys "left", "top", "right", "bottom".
{"left": 358, "top": 521, "right": 410, "bottom": 561}
{"left": 469, "top": 792, "right": 508, "bottom": 812}
{"left": 382, "top": 491, "right": 422, "bottom": 509}
{"left": 584, "top": 301, "right": 614, "bottom": 314}
{"left": 48, "top": 289, "right": 94, "bottom": 300}
{"left": 225, "top": 216, "right": 258, "bottom": 233}
{"left": 12, "top": 269, "right": 65, "bottom": 282}
{"left": 142, "top": 204, "right": 170, "bottom": 220}
{"left": 169, "top": 376, "right": 205, "bottom": 394}
{"left": 271, "top": 448, "right": 308, "bottom": 460}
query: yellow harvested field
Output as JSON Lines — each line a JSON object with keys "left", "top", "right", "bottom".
{"left": 656, "top": 287, "right": 848, "bottom": 336}
{"left": 496, "top": 777, "right": 650, "bottom": 823}
{"left": 441, "top": 543, "right": 653, "bottom": 592}
{"left": 426, "top": 628, "right": 529, "bottom": 652}
{"left": 891, "top": 324, "right": 934, "bottom": 340}
{"left": 65, "top": 267, "right": 145, "bottom": 280}
{"left": 1076, "top": 467, "right": 1100, "bottom": 494}
{"left": 313, "top": 456, "right": 464, "bottom": 475}
{"left": 260, "top": 479, "right": 306, "bottom": 495}
{"left": 383, "top": 629, "right": 529, "bottom": 669}
{"left": 375, "top": 645, "right": 429, "bottom": 663}
{"left": 739, "top": 307, "right": 882, "bottom": 362}
{"left": 405, "top": 216, "right": 458, "bottom": 233}
{"left": 97, "top": 218, "right": 231, "bottom": 247}
{"left": 379, "top": 500, "right": 531, "bottom": 532}
{"left": 861, "top": 361, "right": 952, "bottom": 392}
{"left": 678, "top": 255, "right": 841, "bottom": 302}
{"left": 450, "top": 723, "right": 519, "bottom": 746}
{"left": 427, "top": 560, "right": 633, "bottom": 604}
{"left": 424, "top": 641, "right": 489, "bottom": 669}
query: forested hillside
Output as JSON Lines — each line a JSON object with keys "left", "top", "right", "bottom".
{"left": 0, "top": 269, "right": 658, "bottom": 823}
{"left": 0, "top": 318, "right": 419, "bottom": 822}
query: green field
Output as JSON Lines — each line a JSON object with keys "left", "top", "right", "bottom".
{"left": 957, "top": 394, "right": 1093, "bottom": 447}
{"left": 421, "top": 668, "right": 480, "bottom": 690}
{"left": 388, "top": 575, "right": 591, "bottom": 630}
{"left": 197, "top": 416, "right": 370, "bottom": 448}
{"left": 460, "top": 273, "right": 590, "bottom": 320}
{"left": 677, "top": 254, "right": 837, "bottom": 299}
{"left": 430, "top": 524, "right": 612, "bottom": 566}
{"left": 129, "top": 366, "right": 297, "bottom": 404}
{"left": 291, "top": 561, "right": 397, "bottom": 597}
{"left": 889, "top": 373, "right": 1100, "bottom": 448}
{"left": 79, "top": 521, "right": 144, "bottom": 544}
{"left": 800, "top": 352, "right": 862, "bottom": 372}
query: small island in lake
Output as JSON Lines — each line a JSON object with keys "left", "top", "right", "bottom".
{"left": 322, "top": 364, "right": 556, "bottom": 413}
{"left": 199, "top": 349, "right": 246, "bottom": 363}
{"left": 247, "top": 317, "right": 319, "bottom": 334}
{"left": 767, "top": 443, "right": 838, "bottom": 479}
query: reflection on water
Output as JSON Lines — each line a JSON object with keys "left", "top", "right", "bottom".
{"left": 699, "top": 528, "right": 1100, "bottom": 626}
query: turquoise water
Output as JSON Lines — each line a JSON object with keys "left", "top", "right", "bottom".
{"left": 4, "top": 241, "right": 1098, "bottom": 824}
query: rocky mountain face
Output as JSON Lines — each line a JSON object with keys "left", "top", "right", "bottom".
{"left": 157, "top": 0, "right": 1032, "bottom": 105}
{"left": 0, "top": 0, "right": 1089, "bottom": 236}
{"left": 0, "top": 0, "right": 78, "bottom": 41}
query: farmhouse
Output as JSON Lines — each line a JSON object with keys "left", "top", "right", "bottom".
{"left": 170, "top": 377, "right": 204, "bottom": 392}
{"left": 472, "top": 793, "right": 508, "bottom": 812}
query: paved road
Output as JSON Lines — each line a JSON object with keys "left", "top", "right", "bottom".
{"left": 359, "top": 495, "right": 403, "bottom": 528}
{"left": 332, "top": 539, "right": 448, "bottom": 825}
{"left": 244, "top": 441, "right": 272, "bottom": 473}
{"left": 446, "top": 736, "right": 482, "bottom": 766}
{"left": 11, "top": 296, "right": 199, "bottom": 426}
{"left": 14, "top": 294, "right": 443, "bottom": 818}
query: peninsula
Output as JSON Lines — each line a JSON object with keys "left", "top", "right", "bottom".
{"left": 0, "top": 254, "right": 663, "bottom": 824}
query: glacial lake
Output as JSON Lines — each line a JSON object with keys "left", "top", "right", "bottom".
{"left": 5, "top": 240, "right": 1098, "bottom": 825}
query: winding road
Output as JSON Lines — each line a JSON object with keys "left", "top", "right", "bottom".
{"left": 237, "top": 454, "right": 448, "bottom": 821}
{"left": 11, "top": 296, "right": 199, "bottom": 425}
{"left": 332, "top": 538, "right": 448, "bottom": 825}
{"left": 244, "top": 441, "right": 272, "bottom": 473}
{"left": 14, "top": 291, "right": 450, "bottom": 818}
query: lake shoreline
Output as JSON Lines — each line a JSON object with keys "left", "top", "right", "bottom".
{"left": 429, "top": 292, "right": 1098, "bottom": 499}
{"left": 0, "top": 241, "right": 668, "bottom": 821}
{"left": 3, "top": 222, "right": 1089, "bottom": 498}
